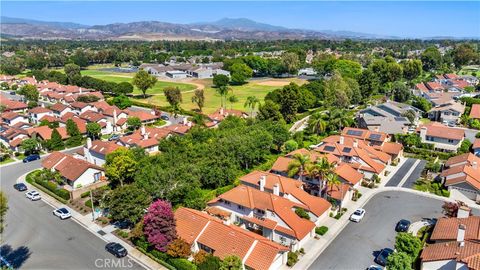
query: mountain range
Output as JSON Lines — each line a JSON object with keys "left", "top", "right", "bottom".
{"left": 1, "top": 16, "right": 405, "bottom": 41}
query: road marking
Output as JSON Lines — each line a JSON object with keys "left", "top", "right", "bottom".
{"left": 397, "top": 159, "right": 421, "bottom": 187}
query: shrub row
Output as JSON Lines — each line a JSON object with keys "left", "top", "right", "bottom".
{"left": 26, "top": 170, "right": 69, "bottom": 204}
{"left": 315, "top": 226, "right": 329, "bottom": 236}
{"left": 36, "top": 180, "right": 71, "bottom": 200}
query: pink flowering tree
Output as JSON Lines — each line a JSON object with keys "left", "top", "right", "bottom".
{"left": 143, "top": 200, "right": 177, "bottom": 251}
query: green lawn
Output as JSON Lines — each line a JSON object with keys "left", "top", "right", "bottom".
{"left": 144, "top": 82, "right": 283, "bottom": 114}
{"left": 80, "top": 69, "right": 197, "bottom": 95}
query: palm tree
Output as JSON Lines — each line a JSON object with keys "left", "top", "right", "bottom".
{"left": 216, "top": 85, "right": 231, "bottom": 108}
{"left": 328, "top": 109, "right": 351, "bottom": 132}
{"left": 287, "top": 154, "right": 311, "bottom": 180}
{"left": 228, "top": 95, "right": 239, "bottom": 110}
{"left": 244, "top": 96, "right": 260, "bottom": 117}
{"left": 326, "top": 173, "right": 343, "bottom": 207}
{"left": 308, "top": 112, "right": 327, "bottom": 135}
{"left": 309, "top": 157, "right": 335, "bottom": 196}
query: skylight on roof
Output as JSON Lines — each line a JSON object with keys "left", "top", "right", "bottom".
{"left": 346, "top": 130, "right": 363, "bottom": 136}
{"left": 324, "top": 146, "right": 335, "bottom": 152}
{"left": 369, "top": 134, "right": 382, "bottom": 140}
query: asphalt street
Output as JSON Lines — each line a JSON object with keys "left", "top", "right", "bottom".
{"left": 308, "top": 191, "right": 449, "bottom": 270}
{"left": 0, "top": 153, "right": 143, "bottom": 269}
{"left": 385, "top": 158, "right": 417, "bottom": 187}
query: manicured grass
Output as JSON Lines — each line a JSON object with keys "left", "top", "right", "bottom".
{"left": 80, "top": 69, "right": 196, "bottom": 94}
{"left": 0, "top": 157, "right": 15, "bottom": 165}
{"left": 419, "top": 118, "right": 431, "bottom": 124}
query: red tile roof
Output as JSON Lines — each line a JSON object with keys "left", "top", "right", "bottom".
{"left": 471, "top": 104, "right": 480, "bottom": 119}
{"left": 42, "top": 151, "right": 103, "bottom": 181}
{"left": 421, "top": 240, "right": 480, "bottom": 268}
{"left": 88, "top": 140, "right": 124, "bottom": 156}
{"left": 431, "top": 216, "right": 480, "bottom": 242}
{"left": 418, "top": 122, "right": 465, "bottom": 141}
{"left": 28, "top": 107, "right": 52, "bottom": 114}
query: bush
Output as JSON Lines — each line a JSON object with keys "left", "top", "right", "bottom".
{"left": 295, "top": 208, "right": 310, "bottom": 219}
{"left": 133, "top": 236, "right": 150, "bottom": 251}
{"left": 169, "top": 258, "right": 197, "bottom": 270}
{"left": 315, "top": 226, "right": 329, "bottom": 236}
{"left": 36, "top": 179, "right": 71, "bottom": 200}
{"left": 117, "top": 230, "right": 129, "bottom": 239}
{"left": 151, "top": 250, "right": 169, "bottom": 262}
{"left": 80, "top": 191, "right": 90, "bottom": 198}
{"left": 287, "top": 251, "right": 298, "bottom": 267}
{"left": 85, "top": 199, "right": 93, "bottom": 208}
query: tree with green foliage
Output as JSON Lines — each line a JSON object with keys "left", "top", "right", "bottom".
{"left": 105, "top": 148, "right": 138, "bottom": 187}
{"left": 256, "top": 100, "right": 284, "bottom": 122}
{"left": 164, "top": 86, "right": 183, "bottom": 113}
{"left": 421, "top": 46, "right": 442, "bottom": 71}
{"left": 230, "top": 63, "right": 253, "bottom": 85}
{"left": 166, "top": 238, "right": 191, "bottom": 258}
{"left": 280, "top": 52, "right": 301, "bottom": 75}
{"left": 333, "top": 59, "right": 362, "bottom": 79}
{"left": 21, "top": 138, "right": 40, "bottom": 155}
{"left": 111, "top": 95, "right": 132, "bottom": 109}
{"left": 71, "top": 50, "right": 89, "bottom": 67}
{"left": 308, "top": 112, "right": 327, "bottom": 135}
{"left": 459, "top": 139, "right": 472, "bottom": 154}
{"left": 244, "top": 96, "right": 260, "bottom": 117}
{"left": 0, "top": 191, "right": 7, "bottom": 234}
{"left": 213, "top": 74, "right": 230, "bottom": 88}
{"left": 395, "top": 232, "right": 423, "bottom": 260}
{"left": 19, "top": 84, "right": 39, "bottom": 102}
{"left": 312, "top": 53, "right": 337, "bottom": 76}
{"left": 47, "top": 128, "right": 64, "bottom": 151}
{"left": 358, "top": 69, "right": 380, "bottom": 99}
{"left": 64, "top": 63, "right": 81, "bottom": 84}
{"left": 132, "top": 70, "right": 158, "bottom": 98}
{"left": 104, "top": 184, "right": 151, "bottom": 223}
{"left": 66, "top": 119, "right": 83, "bottom": 147}
{"left": 287, "top": 154, "right": 311, "bottom": 180}
{"left": 197, "top": 254, "right": 222, "bottom": 270}
{"left": 386, "top": 252, "right": 413, "bottom": 270}
{"left": 392, "top": 81, "right": 411, "bottom": 102}
{"left": 227, "top": 95, "right": 238, "bottom": 110}
{"left": 216, "top": 85, "right": 231, "bottom": 109}
{"left": 116, "top": 82, "right": 134, "bottom": 95}
{"left": 86, "top": 122, "right": 101, "bottom": 140}
{"left": 219, "top": 255, "right": 243, "bottom": 270}
{"left": 281, "top": 139, "right": 298, "bottom": 153}
{"left": 401, "top": 59, "right": 423, "bottom": 80}
{"left": 323, "top": 71, "right": 350, "bottom": 108}
{"left": 277, "top": 83, "right": 300, "bottom": 123}
{"left": 324, "top": 109, "right": 352, "bottom": 132}
{"left": 191, "top": 89, "right": 205, "bottom": 112}
{"left": 452, "top": 43, "right": 477, "bottom": 68}
{"left": 126, "top": 117, "right": 142, "bottom": 131}
{"left": 412, "top": 96, "right": 432, "bottom": 112}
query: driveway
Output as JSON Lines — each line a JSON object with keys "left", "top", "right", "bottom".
{"left": 402, "top": 160, "right": 427, "bottom": 188}
{"left": 1, "top": 155, "right": 143, "bottom": 269}
{"left": 308, "top": 191, "right": 471, "bottom": 270}
{"left": 385, "top": 158, "right": 417, "bottom": 187}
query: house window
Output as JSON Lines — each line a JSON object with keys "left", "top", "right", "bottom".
{"left": 94, "top": 172, "right": 101, "bottom": 182}
{"left": 237, "top": 205, "right": 245, "bottom": 211}
{"left": 198, "top": 243, "right": 214, "bottom": 254}
{"left": 448, "top": 139, "right": 454, "bottom": 143}
{"left": 224, "top": 200, "right": 231, "bottom": 206}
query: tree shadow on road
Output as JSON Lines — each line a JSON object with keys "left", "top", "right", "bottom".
{"left": 0, "top": 244, "right": 31, "bottom": 268}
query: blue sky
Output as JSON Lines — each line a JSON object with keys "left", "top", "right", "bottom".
{"left": 1, "top": 1, "right": 479, "bottom": 38}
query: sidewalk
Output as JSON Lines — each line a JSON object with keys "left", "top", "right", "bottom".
{"left": 18, "top": 172, "right": 165, "bottom": 270}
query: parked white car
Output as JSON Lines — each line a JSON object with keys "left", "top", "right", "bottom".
{"left": 53, "top": 207, "right": 71, "bottom": 220}
{"left": 350, "top": 208, "right": 366, "bottom": 222}
{"left": 25, "top": 190, "right": 41, "bottom": 201}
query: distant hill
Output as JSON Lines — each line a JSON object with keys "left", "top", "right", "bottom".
{"left": 4, "top": 16, "right": 468, "bottom": 41}
{"left": 1, "top": 16, "right": 88, "bottom": 29}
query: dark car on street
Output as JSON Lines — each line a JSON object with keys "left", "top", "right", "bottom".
{"left": 13, "top": 183, "right": 27, "bottom": 191}
{"left": 395, "top": 219, "right": 411, "bottom": 232}
{"left": 375, "top": 248, "right": 394, "bottom": 266}
{"left": 23, "top": 154, "right": 40, "bottom": 163}
{"left": 105, "top": 242, "right": 128, "bottom": 258}
{"left": 160, "top": 115, "right": 169, "bottom": 121}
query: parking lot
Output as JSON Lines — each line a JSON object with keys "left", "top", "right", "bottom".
{"left": 308, "top": 191, "right": 448, "bottom": 270}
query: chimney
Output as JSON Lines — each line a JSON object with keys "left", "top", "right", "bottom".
{"left": 141, "top": 125, "right": 146, "bottom": 136}
{"left": 259, "top": 175, "right": 266, "bottom": 191}
{"left": 220, "top": 107, "right": 224, "bottom": 115}
{"left": 183, "top": 117, "right": 188, "bottom": 125}
{"left": 420, "top": 127, "right": 427, "bottom": 140}
{"left": 113, "top": 109, "right": 118, "bottom": 126}
{"left": 273, "top": 183, "right": 280, "bottom": 196}
{"left": 458, "top": 205, "right": 471, "bottom": 218}
{"left": 86, "top": 137, "right": 92, "bottom": 149}
{"left": 79, "top": 87, "right": 82, "bottom": 94}
{"left": 339, "top": 136, "right": 345, "bottom": 145}
{"left": 473, "top": 161, "right": 478, "bottom": 170}
{"left": 457, "top": 224, "right": 466, "bottom": 243}
{"left": 353, "top": 139, "right": 358, "bottom": 148}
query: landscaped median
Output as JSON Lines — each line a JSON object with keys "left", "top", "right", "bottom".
{"left": 25, "top": 169, "right": 70, "bottom": 204}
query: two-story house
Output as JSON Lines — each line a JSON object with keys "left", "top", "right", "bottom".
{"left": 417, "top": 123, "right": 465, "bottom": 152}
{"left": 28, "top": 107, "right": 54, "bottom": 124}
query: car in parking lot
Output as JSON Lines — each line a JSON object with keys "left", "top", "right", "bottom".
{"left": 160, "top": 115, "right": 169, "bottom": 120}
{"left": 395, "top": 219, "right": 411, "bottom": 232}
{"left": 105, "top": 242, "right": 128, "bottom": 258}
{"left": 26, "top": 190, "right": 41, "bottom": 201}
{"left": 13, "top": 183, "right": 27, "bottom": 191}
{"left": 23, "top": 154, "right": 40, "bottom": 163}
{"left": 374, "top": 248, "right": 394, "bottom": 266}
{"left": 108, "top": 134, "right": 120, "bottom": 141}
{"left": 53, "top": 207, "right": 72, "bottom": 219}
{"left": 350, "top": 208, "right": 366, "bottom": 222}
